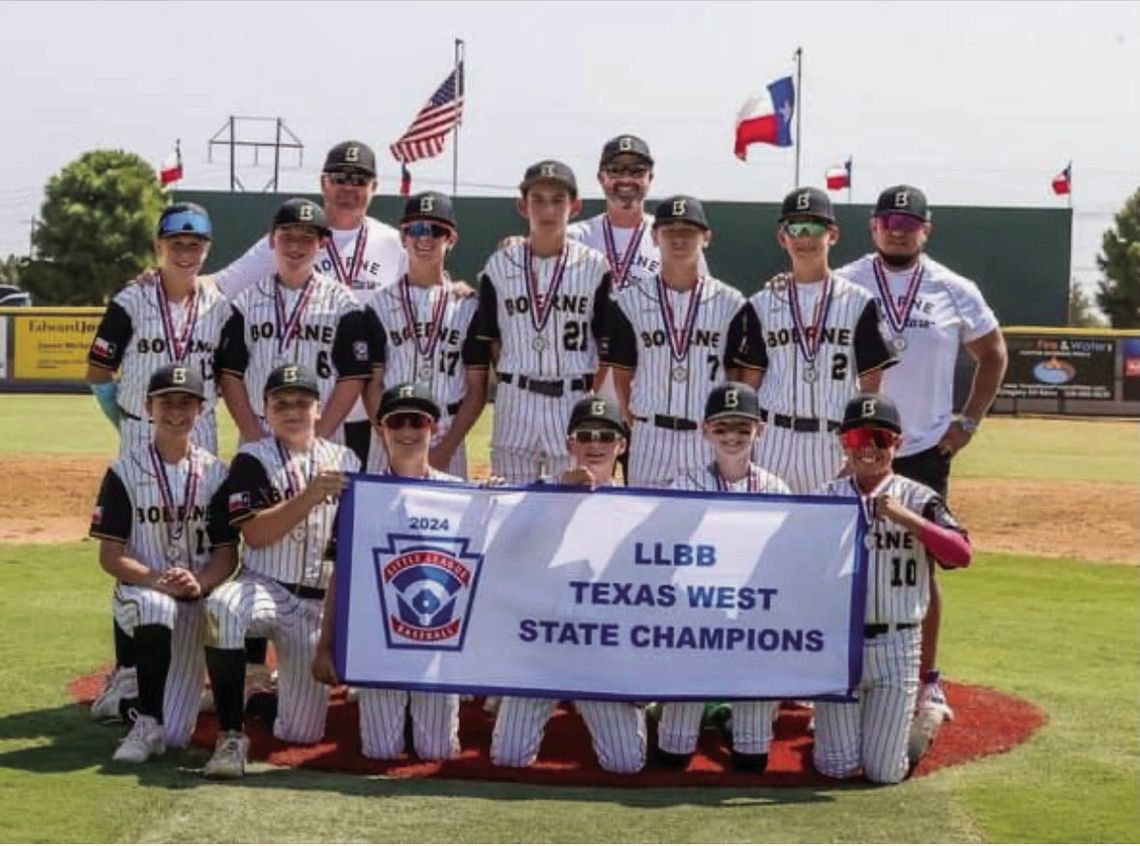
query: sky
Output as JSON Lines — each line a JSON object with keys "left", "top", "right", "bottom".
{"left": 0, "top": 0, "right": 1136, "bottom": 301}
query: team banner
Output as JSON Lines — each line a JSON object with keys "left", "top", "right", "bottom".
{"left": 334, "top": 477, "right": 867, "bottom": 701}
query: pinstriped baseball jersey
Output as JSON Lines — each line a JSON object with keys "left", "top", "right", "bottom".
{"left": 567, "top": 212, "right": 710, "bottom": 290}
{"left": 817, "top": 474, "right": 964, "bottom": 624}
{"left": 670, "top": 462, "right": 790, "bottom": 494}
{"left": 215, "top": 274, "right": 372, "bottom": 421}
{"left": 224, "top": 436, "right": 360, "bottom": 587}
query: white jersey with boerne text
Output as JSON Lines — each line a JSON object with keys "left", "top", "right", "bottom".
{"left": 213, "top": 217, "right": 407, "bottom": 301}
{"left": 224, "top": 436, "right": 360, "bottom": 588}
{"left": 816, "top": 473, "right": 965, "bottom": 625}
{"left": 839, "top": 254, "right": 1000, "bottom": 457}
{"left": 670, "top": 462, "right": 790, "bottom": 495}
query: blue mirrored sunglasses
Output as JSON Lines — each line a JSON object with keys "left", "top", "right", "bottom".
{"left": 158, "top": 211, "right": 212, "bottom": 239}
{"left": 403, "top": 221, "right": 452, "bottom": 239}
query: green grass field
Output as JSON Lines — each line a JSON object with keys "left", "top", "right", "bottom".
{"left": 0, "top": 397, "right": 1137, "bottom": 842}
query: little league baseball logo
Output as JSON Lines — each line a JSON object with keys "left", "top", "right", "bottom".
{"left": 372, "top": 533, "right": 484, "bottom": 650}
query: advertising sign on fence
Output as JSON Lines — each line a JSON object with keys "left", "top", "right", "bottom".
{"left": 998, "top": 334, "right": 1116, "bottom": 401}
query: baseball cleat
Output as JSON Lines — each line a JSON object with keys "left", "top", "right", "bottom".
{"left": 907, "top": 708, "right": 943, "bottom": 765}
{"left": 730, "top": 750, "right": 768, "bottom": 774}
{"left": 112, "top": 715, "right": 165, "bottom": 763}
{"left": 91, "top": 666, "right": 138, "bottom": 721}
{"left": 203, "top": 731, "right": 249, "bottom": 779}
{"left": 916, "top": 677, "right": 955, "bottom": 722}
{"left": 654, "top": 748, "right": 692, "bottom": 770}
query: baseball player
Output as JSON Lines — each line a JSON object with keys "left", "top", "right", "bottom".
{"left": 604, "top": 195, "right": 746, "bottom": 488}
{"left": 313, "top": 382, "right": 462, "bottom": 761}
{"left": 490, "top": 395, "right": 646, "bottom": 774}
{"left": 89, "top": 364, "right": 237, "bottom": 763}
{"left": 202, "top": 364, "right": 359, "bottom": 779}
{"left": 475, "top": 160, "right": 612, "bottom": 483}
{"left": 214, "top": 198, "right": 372, "bottom": 449}
{"left": 212, "top": 141, "right": 407, "bottom": 466}
{"left": 838, "top": 184, "right": 1007, "bottom": 760}
{"left": 86, "top": 202, "right": 231, "bottom": 721}
{"left": 656, "top": 382, "right": 790, "bottom": 773}
{"left": 812, "top": 393, "right": 972, "bottom": 784}
{"left": 729, "top": 187, "right": 896, "bottom": 493}
{"left": 362, "top": 192, "right": 490, "bottom": 478}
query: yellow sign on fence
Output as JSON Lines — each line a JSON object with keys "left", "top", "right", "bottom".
{"left": 7, "top": 308, "right": 104, "bottom": 380}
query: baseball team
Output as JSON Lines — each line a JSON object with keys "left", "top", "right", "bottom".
{"left": 83, "top": 135, "right": 1007, "bottom": 784}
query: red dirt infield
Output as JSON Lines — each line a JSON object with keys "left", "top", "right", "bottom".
{"left": 71, "top": 671, "right": 1045, "bottom": 787}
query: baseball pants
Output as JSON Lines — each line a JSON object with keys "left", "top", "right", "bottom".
{"left": 753, "top": 425, "right": 844, "bottom": 494}
{"left": 490, "top": 381, "right": 585, "bottom": 483}
{"left": 491, "top": 696, "right": 646, "bottom": 773}
{"left": 658, "top": 700, "right": 778, "bottom": 756}
{"left": 119, "top": 408, "right": 218, "bottom": 456}
{"left": 627, "top": 422, "right": 710, "bottom": 489}
{"left": 357, "top": 689, "right": 461, "bottom": 761}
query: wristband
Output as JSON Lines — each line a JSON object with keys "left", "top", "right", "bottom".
{"left": 91, "top": 381, "right": 122, "bottom": 430}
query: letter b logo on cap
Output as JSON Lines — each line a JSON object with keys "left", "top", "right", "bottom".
{"left": 284, "top": 366, "right": 299, "bottom": 383}
{"left": 861, "top": 398, "right": 877, "bottom": 418}
{"left": 399, "top": 385, "right": 415, "bottom": 399}
{"left": 724, "top": 389, "right": 739, "bottom": 409}
{"left": 419, "top": 196, "right": 434, "bottom": 213}
{"left": 541, "top": 163, "right": 556, "bottom": 178}
{"left": 796, "top": 192, "right": 811, "bottom": 211}
{"left": 298, "top": 204, "right": 314, "bottom": 222}
{"left": 345, "top": 146, "right": 360, "bottom": 163}
{"left": 619, "top": 137, "right": 633, "bottom": 151}
{"left": 172, "top": 367, "right": 186, "bottom": 384}
{"left": 591, "top": 399, "right": 606, "bottom": 416}
{"left": 893, "top": 191, "right": 909, "bottom": 209}
{"left": 672, "top": 198, "right": 687, "bottom": 216}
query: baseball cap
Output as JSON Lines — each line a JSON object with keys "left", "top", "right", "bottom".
{"left": 779, "top": 187, "right": 836, "bottom": 223}
{"left": 519, "top": 160, "right": 578, "bottom": 198}
{"left": 146, "top": 363, "right": 205, "bottom": 400}
{"left": 599, "top": 134, "right": 654, "bottom": 167}
{"left": 263, "top": 363, "right": 320, "bottom": 398}
{"left": 567, "top": 396, "right": 626, "bottom": 435}
{"left": 873, "top": 185, "right": 931, "bottom": 221}
{"left": 399, "top": 191, "right": 457, "bottom": 229}
{"left": 377, "top": 382, "right": 442, "bottom": 422}
{"left": 157, "top": 202, "right": 212, "bottom": 240}
{"left": 272, "top": 198, "right": 331, "bottom": 237}
{"left": 323, "top": 140, "right": 377, "bottom": 176}
{"left": 653, "top": 195, "right": 710, "bottom": 231}
{"left": 704, "top": 382, "right": 762, "bottom": 423}
{"left": 840, "top": 393, "right": 903, "bottom": 434}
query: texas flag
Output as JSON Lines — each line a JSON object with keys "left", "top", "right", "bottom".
{"left": 826, "top": 158, "right": 852, "bottom": 191}
{"left": 1051, "top": 163, "right": 1071, "bottom": 196}
{"left": 158, "top": 143, "right": 182, "bottom": 187}
{"left": 734, "top": 76, "right": 795, "bottom": 160}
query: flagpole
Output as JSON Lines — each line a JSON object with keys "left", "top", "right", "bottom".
{"left": 847, "top": 155, "right": 852, "bottom": 204}
{"left": 1067, "top": 160, "right": 1072, "bottom": 210}
{"left": 793, "top": 46, "right": 803, "bottom": 187}
{"left": 170, "top": 138, "right": 181, "bottom": 205}
{"left": 452, "top": 38, "right": 465, "bottom": 197}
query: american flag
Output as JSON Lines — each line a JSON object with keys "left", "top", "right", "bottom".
{"left": 389, "top": 63, "right": 465, "bottom": 164}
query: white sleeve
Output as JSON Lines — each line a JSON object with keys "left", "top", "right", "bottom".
{"left": 213, "top": 236, "right": 275, "bottom": 301}
{"left": 949, "top": 276, "right": 1000, "bottom": 343}
{"left": 566, "top": 221, "right": 589, "bottom": 243}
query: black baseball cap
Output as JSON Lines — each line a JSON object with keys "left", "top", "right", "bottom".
{"left": 519, "top": 160, "right": 578, "bottom": 198}
{"left": 779, "top": 187, "right": 836, "bottom": 224}
{"left": 323, "top": 140, "right": 377, "bottom": 176}
{"left": 157, "top": 202, "right": 212, "bottom": 240}
{"left": 600, "top": 134, "right": 654, "bottom": 167}
{"left": 567, "top": 396, "right": 626, "bottom": 435}
{"left": 704, "top": 382, "right": 762, "bottom": 423}
{"left": 873, "top": 185, "right": 931, "bottom": 221}
{"left": 840, "top": 393, "right": 903, "bottom": 434}
{"left": 378, "top": 382, "right": 441, "bottom": 422}
{"left": 147, "top": 364, "right": 205, "bottom": 400}
{"left": 400, "top": 191, "right": 457, "bottom": 229}
{"left": 653, "top": 195, "right": 710, "bottom": 231}
{"left": 272, "top": 198, "right": 331, "bottom": 237}
{"left": 264, "top": 363, "right": 320, "bottom": 398}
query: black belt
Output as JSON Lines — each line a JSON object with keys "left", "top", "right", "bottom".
{"left": 498, "top": 372, "right": 592, "bottom": 398}
{"left": 760, "top": 409, "right": 840, "bottom": 433}
{"left": 276, "top": 581, "right": 326, "bottom": 601}
{"left": 634, "top": 414, "right": 699, "bottom": 432}
{"left": 446, "top": 400, "right": 462, "bottom": 416}
{"left": 864, "top": 622, "right": 917, "bottom": 638}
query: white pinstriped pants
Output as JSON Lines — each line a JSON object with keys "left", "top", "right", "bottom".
{"left": 753, "top": 425, "right": 844, "bottom": 494}
{"left": 490, "top": 381, "right": 586, "bottom": 483}
{"left": 627, "top": 421, "right": 710, "bottom": 489}
{"left": 658, "top": 700, "right": 778, "bottom": 756}
{"left": 813, "top": 626, "right": 921, "bottom": 784}
{"left": 112, "top": 583, "right": 206, "bottom": 747}
{"left": 357, "top": 689, "right": 461, "bottom": 761}
{"left": 206, "top": 573, "right": 328, "bottom": 744}
{"left": 119, "top": 408, "right": 218, "bottom": 456}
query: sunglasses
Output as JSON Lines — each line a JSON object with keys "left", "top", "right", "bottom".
{"left": 381, "top": 411, "right": 432, "bottom": 430}
{"left": 874, "top": 213, "right": 925, "bottom": 233}
{"left": 326, "top": 171, "right": 373, "bottom": 187}
{"left": 603, "top": 164, "right": 651, "bottom": 178}
{"left": 157, "top": 211, "right": 212, "bottom": 239}
{"left": 782, "top": 220, "right": 831, "bottom": 238}
{"left": 571, "top": 429, "right": 620, "bottom": 444}
{"left": 839, "top": 427, "right": 900, "bottom": 450}
{"left": 403, "top": 221, "right": 452, "bottom": 239}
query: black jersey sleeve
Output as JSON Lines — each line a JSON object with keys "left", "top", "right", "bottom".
{"left": 88, "top": 301, "right": 133, "bottom": 371}
{"left": 590, "top": 273, "right": 614, "bottom": 359}
{"left": 922, "top": 495, "right": 967, "bottom": 537}
{"left": 90, "top": 468, "right": 132, "bottom": 542}
{"left": 460, "top": 329, "right": 492, "bottom": 368}
{"left": 206, "top": 483, "right": 240, "bottom": 548}
{"left": 728, "top": 302, "right": 767, "bottom": 370}
{"left": 600, "top": 301, "right": 637, "bottom": 369}
{"left": 224, "top": 452, "right": 276, "bottom": 525}
{"left": 365, "top": 305, "right": 387, "bottom": 367}
{"left": 474, "top": 275, "right": 500, "bottom": 341}
{"left": 215, "top": 307, "right": 249, "bottom": 377}
{"left": 853, "top": 300, "right": 897, "bottom": 374}
{"left": 332, "top": 309, "right": 372, "bottom": 380}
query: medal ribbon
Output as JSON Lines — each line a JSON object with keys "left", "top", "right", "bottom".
{"left": 147, "top": 444, "right": 199, "bottom": 548}
{"left": 787, "top": 276, "right": 834, "bottom": 368}
{"left": 851, "top": 475, "right": 893, "bottom": 526}
{"left": 602, "top": 217, "right": 645, "bottom": 289}
{"left": 656, "top": 276, "right": 704, "bottom": 363}
{"left": 713, "top": 462, "right": 759, "bottom": 493}
{"left": 398, "top": 276, "right": 450, "bottom": 366}
{"left": 275, "top": 439, "right": 317, "bottom": 500}
{"left": 274, "top": 275, "right": 317, "bottom": 357}
{"left": 325, "top": 224, "right": 368, "bottom": 287}
{"left": 156, "top": 282, "right": 199, "bottom": 364}
{"left": 524, "top": 244, "right": 569, "bottom": 336}
{"left": 872, "top": 257, "right": 924, "bottom": 338}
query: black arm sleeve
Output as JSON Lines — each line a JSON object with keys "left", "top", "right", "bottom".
{"left": 87, "top": 301, "right": 133, "bottom": 370}
{"left": 460, "top": 327, "right": 492, "bottom": 368}
{"left": 601, "top": 302, "right": 638, "bottom": 369}
{"left": 206, "top": 484, "right": 239, "bottom": 548}
{"left": 590, "top": 273, "right": 614, "bottom": 359}
{"left": 215, "top": 307, "right": 249, "bottom": 376}
{"left": 332, "top": 309, "right": 372, "bottom": 379}
{"left": 853, "top": 300, "right": 897, "bottom": 374}
{"left": 90, "top": 469, "right": 132, "bottom": 542}
{"left": 922, "top": 495, "right": 968, "bottom": 537}
{"left": 224, "top": 453, "right": 276, "bottom": 525}
{"left": 474, "top": 274, "right": 500, "bottom": 340}
{"left": 364, "top": 305, "right": 387, "bottom": 367}
{"left": 728, "top": 302, "right": 767, "bottom": 370}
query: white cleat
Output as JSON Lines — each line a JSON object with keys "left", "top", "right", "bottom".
{"left": 908, "top": 678, "right": 954, "bottom": 764}
{"left": 203, "top": 731, "right": 249, "bottom": 780}
{"left": 112, "top": 715, "right": 166, "bottom": 763}
{"left": 91, "top": 666, "right": 138, "bottom": 721}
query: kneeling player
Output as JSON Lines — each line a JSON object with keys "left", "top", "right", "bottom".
{"left": 312, "top": 383, "right": 462, "bottom": 761}
{"left": 89, "top": 365, "right": 237, "bottom": 763}
{"left": 812, "top": 393, "right": 971, "bottom": 784}
{"left": 656, "top": 382, "right": 789, "bottom": 773}
{"left": 203, "top": 364, "right": 359, "bottom": 779}
{"left": 490, "top": 396, "right": 647, "bottom": 774}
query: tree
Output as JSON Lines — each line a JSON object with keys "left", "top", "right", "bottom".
{"left": 23, "top": 150, "right": 166, "bottom": 305}
{"left": 1067, "top": 279, "right": 1105, "bottom": 327}
{"left": 1095, "top": 187, "right": 1140, "bottom": 328}
{"left": 0, "top": 253, "right": 28, "bottom": 286}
